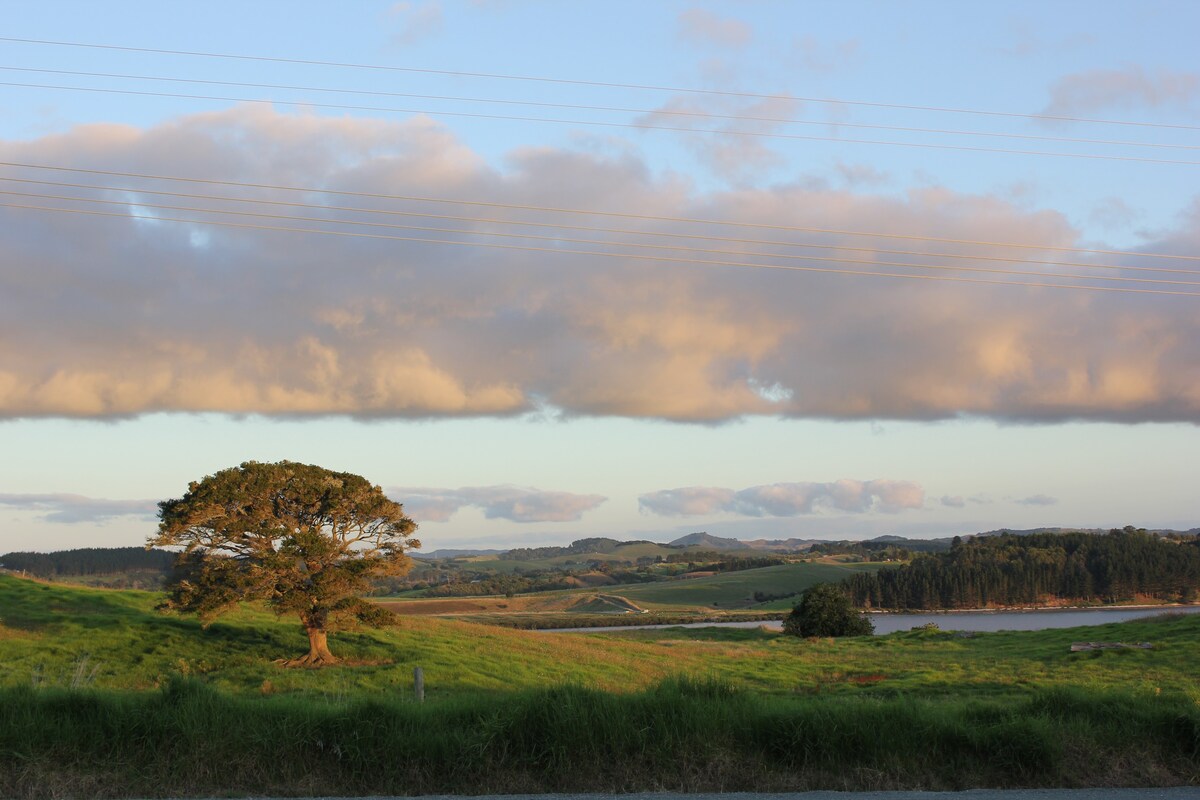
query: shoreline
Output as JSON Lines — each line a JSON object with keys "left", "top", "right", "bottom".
{"left": 863, "top": 601, "right": 1200, "bottom": 615}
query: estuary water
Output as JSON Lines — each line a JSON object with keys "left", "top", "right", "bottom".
{"left": 553, "top": 604, "right": 1200, "bottom": 635}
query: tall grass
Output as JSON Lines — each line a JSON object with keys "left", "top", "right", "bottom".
{"left": 2, "top": 677, "right": 1197, "bottom": 797}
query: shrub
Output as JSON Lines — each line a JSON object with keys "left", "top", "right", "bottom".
{"left": 783, "top": 583, "right": 874, "bottom": 637}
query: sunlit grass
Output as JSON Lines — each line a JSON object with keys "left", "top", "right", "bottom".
{"left": 3, "top": 574, "right": 1199, "bottom": 795}
{"left": 3, "top": 574, "right": 1198, "bottom": 701}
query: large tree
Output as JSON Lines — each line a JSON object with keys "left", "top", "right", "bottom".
{"left": 149, "top": 461, "right": 419, "bottom": 666}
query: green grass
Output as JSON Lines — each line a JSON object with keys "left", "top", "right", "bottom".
{"left": 456, "top": 541, "right": 761, "bottom": 572}
{"left": 613, "top": 561, "right": 882, "bottom": 609}
{"left": 374, "top": 560, "right": 880, "bottom": 617}
{"left": 3, "top": 678, "right": 1198, "bottom": 797}
{"left": 4, "top": 574, "right": 1200, "bottom": 794}
{"left": 5, "top": 573, "right": 1200, "bottom": 700}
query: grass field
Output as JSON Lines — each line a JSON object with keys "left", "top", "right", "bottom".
{"left": 6, "top": 678, "right": 1199, "bottom": 797}
{"left": 3, "top": 573, "right": 1199, "bottom": 795}
{"left": 614, "top": 561, "right": 883, "bottom": 609}
{"left": 379, "top": 561, "right": 883, "bottom": 620}
{"left": 452, "top": 540, "right": 741, "bottom": 572}
{"left": 4, "top": 573, "right": 1199, "bottom": 698}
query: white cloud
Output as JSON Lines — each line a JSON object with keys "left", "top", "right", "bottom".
{"left": 387, "top": 1, "right": 443, "bottom": 46}
{"left": 639, "top": 480, "right": 924, "bottom": 517}
{"left": 632, "top": 94, "right": 800, "bottom": 185}
{"left": 793, "top": 36, "right": 860, "bottom": 73}
{"left": 1016, "top": 494, "right": 1059, "bottom": 506}
{"left": 0, "top": 493, "right": 158, "bottom": 524}
{"left": 677, "top": 8, "right": 752, "bottom": 49}
{"left": 1, "top": 106, "right": 1199, "bottom": 424}
{"left": 394, "top": 485, "right": 606, "bottom": 523}
{"left": 637, "top": 487, "right": 735, "bottom": 517}
{"left": 940, "top": 495, "right": 966, "bottom": 508}
{"left": 1043, "top": 66, "right": 1199, "bottom": 116}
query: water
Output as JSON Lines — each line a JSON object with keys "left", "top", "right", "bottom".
{"left": 550, "top": 604, "right": 1200, "bottom": 635}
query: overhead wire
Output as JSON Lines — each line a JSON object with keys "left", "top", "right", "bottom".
{"left": 2, "top": 174, "right": 1197, "bottom": 278}
{"left": 7, "top": 186, "right": 1199, "bottom": 289}
{"left": 0, "top": 65, "right": 1193, "bottom": 152}
{"left": 2, "top": 35, "right": 1197, "bottom": 132}
{"left": 5, "top": 80, "right": 1198, "bottom": 167}
{"left": 4, "top": 200, "right": 1199, "bottom": 297}
{"left": 3, "top": 160, "right": 1196, "bottom": 263}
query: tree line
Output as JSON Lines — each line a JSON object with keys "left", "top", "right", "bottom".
{"left": 0, "top": 547, "right": 174, "bottom": 577}
{"left": 842, "top": 528, "right": 1200, "bottom": 609}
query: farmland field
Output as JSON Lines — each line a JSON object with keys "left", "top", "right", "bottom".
{"left": 381, "top": 560, "right": 885, "bottom": 623}
{"left": 614, "top": 561, "right": 883, "bottom": 608}
{"left": 4, "top": 572, "right": 1198, "bottom": 697}
{"left": 4, "top": 573, "right": 1200, "bottom": 796}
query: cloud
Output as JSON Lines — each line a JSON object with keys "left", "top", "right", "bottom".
{"left": 2, "top": 105, "right": 1200, "bottom": 424}
{"left": 387, "top": 2, "right": 443, "bottom": 46}
{"left": 639, "top": 480, "right": 924, "bottom": 517}
{"left": 835, "top": 161, "right": 890, "bottom": 187}
{"left": 998, "top": 23, "right": 1092, "bottom": 58}
{"left": 677, "top": 8, "right": 752, "bottom": 49}
{"left": 1089, "top": 197, "right": 1139, "bottom": 232}
{"left": 1043, "top": 66, "right": 1199, "bottom": 116}
{"left": 0, "top": 493, "right": 158, "bottom": 524}
{"left": 637, "top": 487, "right": 735, "bottom": 517}
{"left": 633, "top": 93, "right": 801, "bottom": 184}
{"left": 393, "top": 486, "right": 606, "bottom": 523}
{"left": 1016, "top": 494, "right": 1059, "bottom": 506}
{"left": 940, "top": 495, "right": 966, "bottom": 508}
{"left": 793, "top": 36, "right": 860, "bottom": 73}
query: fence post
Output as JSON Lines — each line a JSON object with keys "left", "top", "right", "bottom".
{"left": 413, "top": 666, "right": 424, "bottom": 703}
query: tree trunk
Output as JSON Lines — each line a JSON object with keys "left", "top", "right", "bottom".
{"left": 282, "top": 626, "right": 339, "bottom": 667}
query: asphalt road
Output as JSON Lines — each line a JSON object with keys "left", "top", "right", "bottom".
{"left": 276, "top": 791, "right": 1198, "bottom": 800}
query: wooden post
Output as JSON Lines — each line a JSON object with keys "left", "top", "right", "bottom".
{"left": 413, "top": 666, "right": 425, "bottom": 703}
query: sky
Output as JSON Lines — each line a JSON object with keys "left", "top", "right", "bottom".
{"left": 0, "top": 1, "right": 1198, "bottom": 553}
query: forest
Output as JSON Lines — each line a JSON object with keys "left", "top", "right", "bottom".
{"left": 842, "top": 527, "right": 1200, "bottom": 609}
{"left": 0, "top": 547, "right": 174, "bottom": 579}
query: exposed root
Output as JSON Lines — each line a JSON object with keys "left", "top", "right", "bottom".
{"left": 275, "top": 653, "right": 340, "bottom": 669}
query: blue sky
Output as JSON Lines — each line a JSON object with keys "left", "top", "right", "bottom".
{"left": 1, "top": 2, "right": 1197, "bottom": 552}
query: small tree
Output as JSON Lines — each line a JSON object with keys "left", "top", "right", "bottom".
{"left": 783, "top": 582, "right": 874, "bottom": 637}
{"left": 149, "top": 461, "right": 419, "bottom": 666}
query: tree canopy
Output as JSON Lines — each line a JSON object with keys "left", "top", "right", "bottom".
{"left": 783, "top": 582, "right": 874, "bottom": 638}
{"left": 842, "top": 528, "right": 1200, "bottom": 610}
{"left": 149, "top": 461, "right": 419, "bottom": 666}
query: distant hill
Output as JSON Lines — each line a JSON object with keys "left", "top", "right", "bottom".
{"left": 975, "top": 526, "right": 1200, "bottom": 539}
{"left": 0, "top": 547, "right": 174, "bottom": 576}
{"left": 739, "top": 538, "right": 824, "bottom": 551}
{"left": 667, "top": 532, "right": 747, "bottom": 550}
{"left": 975, "top": 527, "right": 1106, "bottom": 538}
{"left": 0, "top": 547, "right": 175, "bottom": 588}
{"left": 503, "top": 537, "right": 651, "bottom": 561}
{"left": 414, "top": 549, "right": 507, "bottom": 560}
{"left": 845, "top": 527, "right": 1200, "bottom": 609}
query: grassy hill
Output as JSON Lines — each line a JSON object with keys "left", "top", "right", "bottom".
{"left": 4, "top": 572, "right": 1199, "bottom": 698}
{"left": 454, "top": 539, "right": 738, "bottom": 572}
{"left": 374, "top": 560, "right": 884, "bottom": 626}
{"left": 4, "top": 573, "right": 1200, "bottom": 795}
{"left": 614, "top": 561, "right": 882, "bottom": 609}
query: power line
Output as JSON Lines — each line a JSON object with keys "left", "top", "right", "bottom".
{"left": 2, "top": 35, "right": 1196, "bottom": 133}
{"left": 4, "top": 201, "right": 1198, "bottom": 298}
{"left": 5, "top": 80, "right": 1198, "bottom": 167}
{"left": 9, "top": 187, "right": 1197, "bottom": 288}
{"left": 0, "top": 65, "right": 1193, "bottom": 152}
{"left": 3, "top": 160, "right": 1196, "bottom": 263}
{"left": 6, "top": 174, "right": 1194, "bottom": 276}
